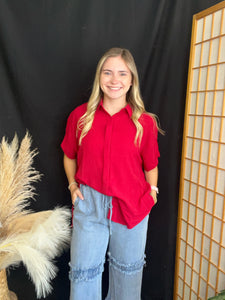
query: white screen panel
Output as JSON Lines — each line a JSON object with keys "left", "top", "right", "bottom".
{"left": 199, "top": 67, "right": 208, "bottom": 90}
{"left": 199, "top": 279, "right": 207, "bottom": 299}
{"left": 221, "top": 119, "right": 225, "bottom": 142}
{"left": 214, "top": 91, "right": 224, "bottom": 115}
{"left": 196, "top": 18, "right": 204, "bottom": 43}
{"left": 193, "top": 140, "right": 201, "bottom": 161}
{"left": 222, "top": 8, "right": 225, "bottom": 34}
{"left": 209, "top": 142, "right": 219, "bottom": 166}
{"left": 219, "top": 143, "right": 225, "bottom": 168}
{"left": 185, "top": 265, "right": 192, "bottom": 286}
{"left": 218, "top": 272, "right": 225, "bottom": 292}
{"left": 182, "top": 200, "right": 188, "bottom": 221}
{"left": 197, "top": 93, "right": 205, "bottom": 114}
{"left": 219, "top": 36, "right": 225, "bottom": 61}
{"left": 206, "top": 190, "right": 214, "bottom": 212}
{"left": 195, "top": 116, "right": 203, "bottom": 138}
{"left": 193, "top": 250, "right": 201, "bottom": 273}
{"left": 197, "top": 186, "right": 206, "bottom": 209}
{"left": 207, "top": 166, "right": 216, "bottom": 189}
{"left": 213, "top": 10, "right": 222, "bottom": 37}
{"left": 180, "top": 240, "right": 186, "bottom": 260}
{"left": 212, "top": 117, "right": 221, "bottom": 141}
{"left": 194, "top": 44, "right": 202, "bottom": 67}
{"left": 205, "top": 92, "right": 214, "bottom": 115}
{"left": 187, "top": 244, "right": 194, "bottom": 266}
{"left": 210, "top": 38, "right": 219, "bottom": 64}
{"left": 216, "top": 169, "right": 225, "bottom": 194}
{"left": 179, "top": 259, "right": 185, "bottom": 278}
{"left": 204, "top": 14, "right": 213, "bottom": 40}
{"left": 204, "top": 216, "right": 212, "bottom": 239}
{"left": 183, "top": 180, "right": 190, "bottom": 200}
{"left": 216, "top": 64, "right": 225, "bottom": 89}
{"left": 201, "top": 140, "right": 210, "bottom": 164}
{"left": 199, "top": 164, "right": 207, "bottom": 186}
{"left": 190, "top": 183, "right": 197, "bottom": 204}
{"left": 208, "top": 66, "right": 217, "bottom": 90}
{"left": 192, "top": 69, "right": 200, "bottom": 91}
{"left": 202, "top": 41, "right": 210, "bottom": 66}
{"left": 192, "top": 271, "right": 199, "bottom": 293}
{"left": 211, "top": 241, "right": 220, "bottom": 265}
{"left": 220, "top": 247, "right": 225, "bottom": 271}
{"left": 203, "top": 117, "right": 212, "bottom": 139}
{"left": 209, "top": 264, "right": 217, "bottom": 286}
{"left": 178, "top": 277, "right": 184, "bottom": 297}
{"left": 190, "top": 94, "right": 197, "bottom": 114}
{"left": 212, "top": 218, "right": 221, "bottom": 243}
{"left": 214, "top": 194, "right": 224, "bottom": 219}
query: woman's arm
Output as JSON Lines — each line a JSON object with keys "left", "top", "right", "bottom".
{"left": 63, "top": 154, "right": 84, "bottom": 205}
{"left": 144, "top": 166, "right": 158, "bottom": 204}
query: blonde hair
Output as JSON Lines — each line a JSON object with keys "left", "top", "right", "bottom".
{"left": 78, "top": 47, "right": 162, "bottom": 145}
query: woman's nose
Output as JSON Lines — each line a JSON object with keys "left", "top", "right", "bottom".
{"left": 110, "top": 74, "right": 119, "bottom": 83}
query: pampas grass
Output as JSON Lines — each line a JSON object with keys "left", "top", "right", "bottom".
{"left": 0, "top": 133, "right": 71, "bottom": 298}
{"left": 0, "top": 133, "right": 40, "bottom": 229}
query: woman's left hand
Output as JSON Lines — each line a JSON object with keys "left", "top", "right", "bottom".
{"left": 150, "top": 190, "right": 157, "bottom": 204}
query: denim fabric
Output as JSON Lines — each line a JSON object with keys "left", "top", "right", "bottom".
{"left": 69, "top": 184, "right": 149, "bottom": 300}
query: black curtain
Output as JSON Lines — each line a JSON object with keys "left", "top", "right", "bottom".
{"left": 0, "top": 0, "right": 222, "bottom": 299}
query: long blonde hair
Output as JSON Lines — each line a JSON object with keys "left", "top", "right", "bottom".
{"left": 78, "top": 47, "right": 162, "bottom": 145}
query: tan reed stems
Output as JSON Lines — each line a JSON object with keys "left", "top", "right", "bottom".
{"left": 0, "top": 268, "right": 17, "bottom": 300}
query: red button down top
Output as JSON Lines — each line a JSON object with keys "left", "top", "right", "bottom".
{"left": 61, "top": 101, "right": 160, "bottom": 228}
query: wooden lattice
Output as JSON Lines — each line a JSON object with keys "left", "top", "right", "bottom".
{"left": 174, "top": 1, "right": 225, "bottom": 299}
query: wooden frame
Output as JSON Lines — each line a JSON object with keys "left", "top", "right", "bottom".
{"left": 174, "top": 1, "right": 225, "bottom": 299}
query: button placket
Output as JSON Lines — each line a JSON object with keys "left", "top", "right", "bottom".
{"left": 103, "top": 117, "right": 113, "bottom": 193}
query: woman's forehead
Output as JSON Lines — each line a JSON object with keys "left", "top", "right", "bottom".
{"left": 102, "top": 56, "right": 131, "bottom": 72}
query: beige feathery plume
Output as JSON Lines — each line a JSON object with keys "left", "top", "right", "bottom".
{"left": 0, "top": 133, "right": 71, "bottom": 299}
{"left": 0, "top": 133, "right": 41, "bottom": 229}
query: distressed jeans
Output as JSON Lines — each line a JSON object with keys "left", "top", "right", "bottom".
{"left": 69, "top": 185, "right": 149, "bottom": 300}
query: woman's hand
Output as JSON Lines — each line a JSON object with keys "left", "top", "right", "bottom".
{"left": 150, "top": 190, "right": 157, "bottom": 204}
{"left": 70, "top": 184, "right": 84, "bottom": 206}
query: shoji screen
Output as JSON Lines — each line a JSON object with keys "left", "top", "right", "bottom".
{"left": 174, "top": 1, "right": 225, "bottom": 300}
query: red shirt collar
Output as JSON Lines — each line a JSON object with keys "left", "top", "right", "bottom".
{"left": 98, "top": 99, "right": 133, "bottom": 118}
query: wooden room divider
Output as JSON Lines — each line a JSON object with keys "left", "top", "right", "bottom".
{"left": 174, "top": 1, "right": 225, "bottom": 299}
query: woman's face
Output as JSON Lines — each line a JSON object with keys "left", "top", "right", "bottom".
{"left": 100, "top": 56, "right": 132, "bottom": 103}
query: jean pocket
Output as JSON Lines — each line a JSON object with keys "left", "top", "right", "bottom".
{"left": 73, "top": 184, "right": 84, "bottom": 209}
{"left": 73, "top": 196, "right": 80, "bottom": 208}
{"left": 76, "top": 185, "right": 96, "bottom": 215}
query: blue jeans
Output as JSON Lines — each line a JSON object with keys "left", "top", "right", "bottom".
{"left": 69, "top": 185, "right": 149, "bottom": 300}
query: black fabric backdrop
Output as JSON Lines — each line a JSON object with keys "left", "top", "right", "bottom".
{"left": 0, "top": 0, "right": 222, "bottom": 299}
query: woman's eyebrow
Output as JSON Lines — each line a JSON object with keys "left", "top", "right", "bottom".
{"left": 102, "top": 69, "right": 129, "bottom": 73}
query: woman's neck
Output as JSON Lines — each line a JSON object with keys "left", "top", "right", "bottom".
{"left": 102, "top": 98, "right": 127, "bottom": 116}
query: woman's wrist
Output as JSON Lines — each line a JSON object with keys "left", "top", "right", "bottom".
{"left": 68, "top": 181, "right": 78, "bottom": 190}
{"left": 151, "top": 185, "right": 159, "bottom": 194}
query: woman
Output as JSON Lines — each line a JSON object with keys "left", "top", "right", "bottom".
{"left": 61, "top": 47, "right": 161, "bottom": 300}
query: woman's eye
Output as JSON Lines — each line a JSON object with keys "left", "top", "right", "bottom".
{"left": 103, "top": 71, "right": 111, "bottom": 75}
{"left": 120, "top": 72, "right": 127, "bottom": 76}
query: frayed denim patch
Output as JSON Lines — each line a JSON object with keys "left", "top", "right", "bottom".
{"left": 69, "top": 261, "right": 104, "bottom": 282}
{"left": 107, "top": 252, "right": 146, "bottom": 275}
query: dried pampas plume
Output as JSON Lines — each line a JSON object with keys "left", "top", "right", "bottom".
{"left": 0, "top": 132, "right": 71, "bottom": 299}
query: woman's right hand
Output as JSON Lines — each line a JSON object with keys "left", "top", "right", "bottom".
{"left": 70, "top": 184, "right": 84, "bottom": 206}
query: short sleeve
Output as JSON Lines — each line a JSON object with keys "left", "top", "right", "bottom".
{"left": 61, "top": 110, "right": 79, "bottom": 159}
{"left": 140, "top": 114, "right": 160, "bottom": 171}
